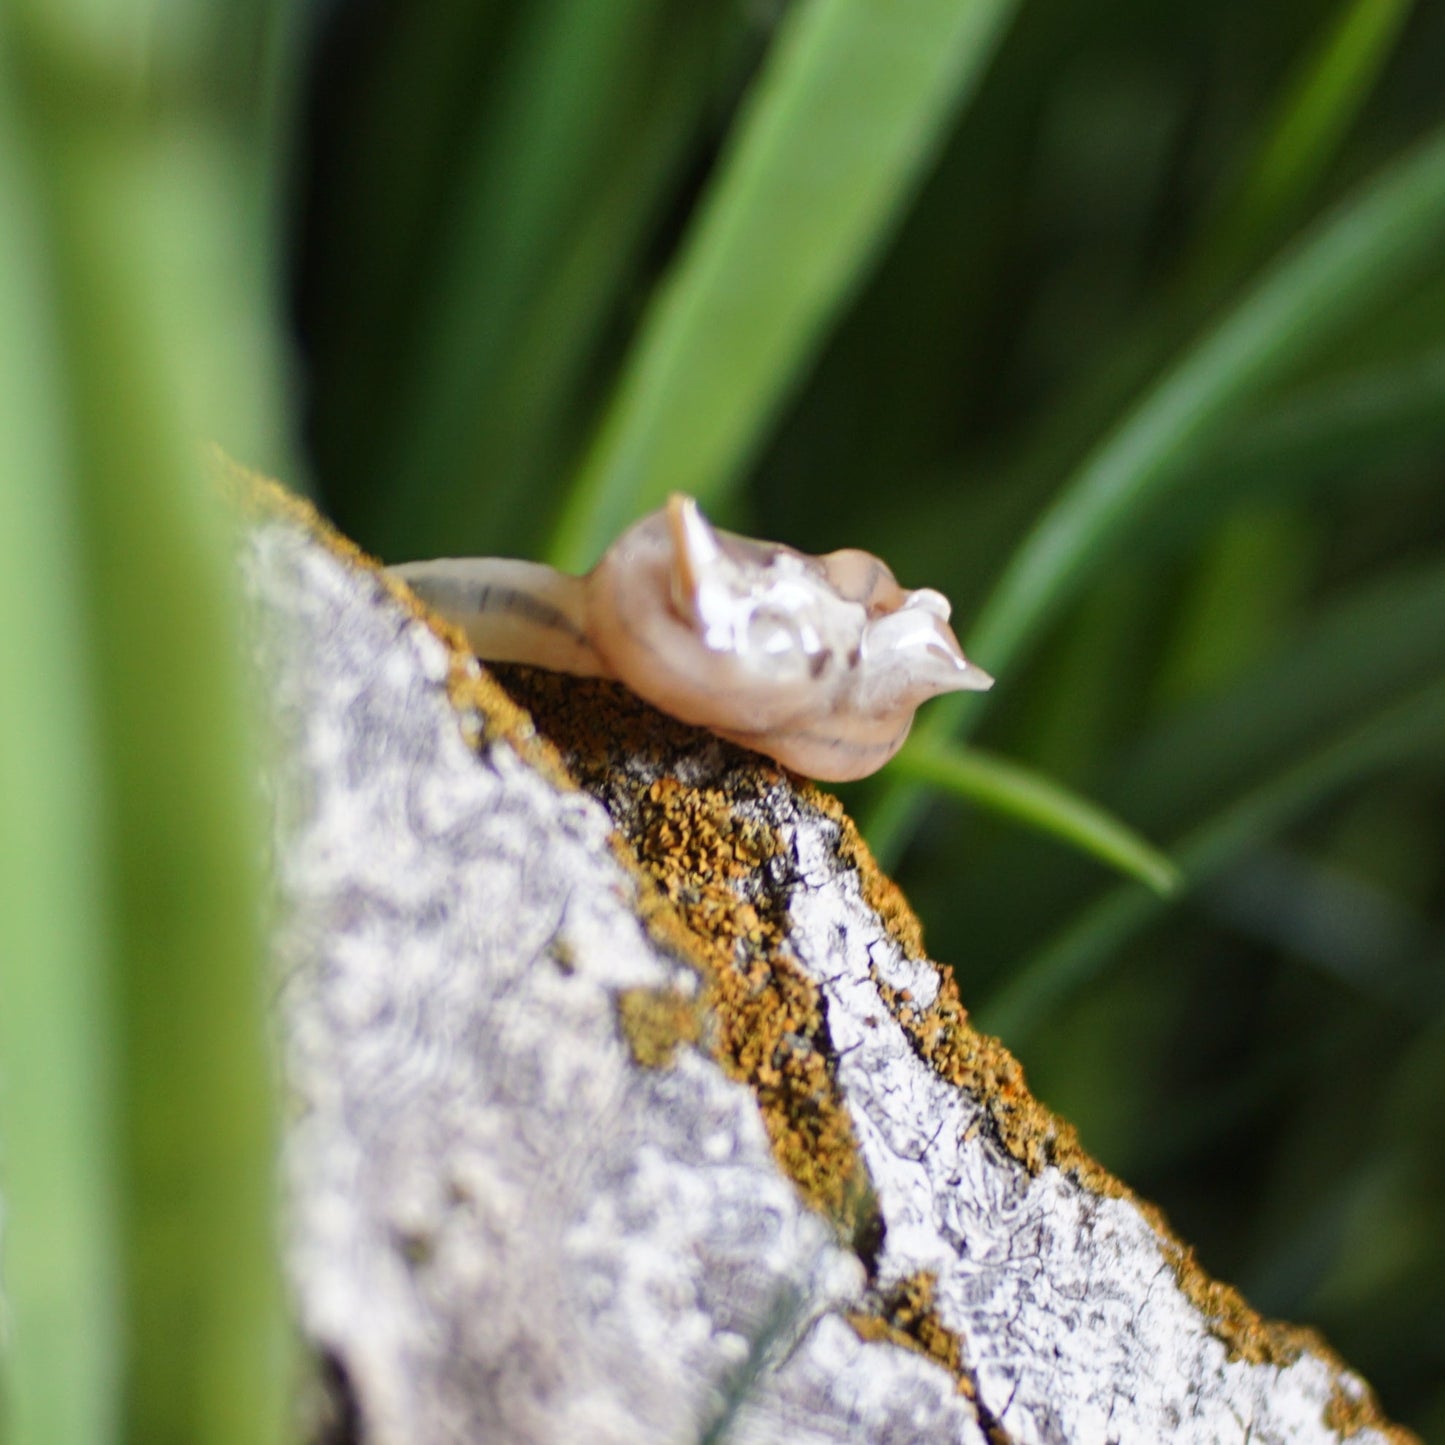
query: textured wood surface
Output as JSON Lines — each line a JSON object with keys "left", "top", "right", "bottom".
{"left": 242, "top": 489, "right": 1411, "bottom": 1445}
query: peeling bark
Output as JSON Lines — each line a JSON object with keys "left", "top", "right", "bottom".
{"left": 241, "top": 482, "right": 1414, "bottom": 1445}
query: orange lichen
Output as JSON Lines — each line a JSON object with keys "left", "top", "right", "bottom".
{"left": 871, "top": 969, "right": 1085, "bottom": 1180}
{"left": 235, "top": 471, "right": 1417, "bottom": 1439}
{"left": 867, "top": 951, "right": 1335, "bottom": 1372}
{"left": 1325, "top": 1379, "right": 1418, "bottom": 1444}
{"left": 818, "top": 792, "right": 928, "bottom": 960}
{"left": 493, "top": 668, "right": 873, "bottom": 1242}
{"left": 817, "top": 783, "right": 1423, "bottom": 1408}
{"left": 616, "top": 986, "right": 704, "bottom": 1068}
{"left": 846, "top": 1272, "right": 968, "bottom": 1390}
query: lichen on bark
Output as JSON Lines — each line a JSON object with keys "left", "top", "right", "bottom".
{"left": 239, "top": 472, "right": 1415, "bottom": 1445}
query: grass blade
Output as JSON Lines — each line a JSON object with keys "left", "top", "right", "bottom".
{"left": 8, "top": 3, "right": 291, "bottom": 1439}
{"left": 0, "top": 53, "right": 119, "bottom": 1445}
{"left": 864, "top": 124, "right": 1445, "bottom": 865}
{"left": 549, "top": 0, "right": 1019, "bottom": 570}
{"left": 892, "top": 741, "right": 1181, "bottom": 895}
{"left": 59, "top": 161, "right": 286, "bottom": 1445}
{"left": 379, "top": 2, "right": 738, "bottom": 561}
{"left": 372, "top": 0, "right": 715, "bottom": 559}
{"left": 1149, "top": 504, "right": 1316, "bottom": 706}
{"left": 1166, "top": 347, "right": 1445, "bottom": 524}
{"left": 300, "top": 2, "right": 503, "bottom": 498}
{"left": 979, "top": 677, "right": 1445, "bottom": 1047}
{"left": 1211, "top": 0, "right": 1417, "bottom": 268}
{"left": 960, "top": 123, "right": 1445, "bottom": 688}
{"left": 969, "top": 553, "right": 1445, "bottom": 1038}
{"left": 1123, "top": 556, "right": 1445, "bottom": 824}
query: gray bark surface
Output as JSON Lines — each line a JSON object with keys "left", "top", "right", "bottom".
{"left": 243, "top": 499, "right": 1408, "bottom": 1445}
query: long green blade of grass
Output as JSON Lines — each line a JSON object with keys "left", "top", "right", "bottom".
{"left": 957, "top": 124, "right": 1445, "bottom": 694}
{"left": 864, "top": 124, "right": 1445, "bottom": 864}
{"left": 938, "top": 552, "right": 1445, "bottom": 1048}
{"left": 892, "top": 741, "right": 1180, "bottom": 895}
{"left": 58, "top": 156, "right": 286, "bottom": 1445}
{"left": 0, "top": 47, "right": 119, "bottom": 1445}
{"left": 1173, "top": 347, "right": 1445, "bottom": 510}
{"left": 1149, "top": 503, "right": 1316, "bottom": 707}
{"left": 979, "top": 677, "right": 1445, "bottom": 1046}
{"left": 456, "top": 68, "right": 716, "bottom": 553}
{"left": 883, "top": 0, "right": 1422, "bottom": 641}
{"left": 883, "top": 343, "right": 1445, "bottom": 633}
{"left": 979, "top": 0, "right": 1419, "bottom": 602}
{"left": 549, "top": 0, "right": 1019, "bottom": 571}
{"left": 300, "top": 1, "right": 502, "bottom": 496}
{"left": 977, "top": 553, "right": 1445, "bottom": 1041}
{"left": 8, "top": 2, "right": 291, "bottom": 1440}
{"left": 1211, "top": 0, "right": 1417, "bottom": 268}
{"left": 379, "top": 2, "right": 737, "bottom": 562}
{"left": 374, "top": 0, "right": 698, "bottom": 558}
{"left": 1117, "top": 556, "right": 1445, "bottom": 828}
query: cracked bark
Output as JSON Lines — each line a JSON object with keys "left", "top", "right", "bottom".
{"left": 241, "top": 481, "right": 1415, "bottom": 1445}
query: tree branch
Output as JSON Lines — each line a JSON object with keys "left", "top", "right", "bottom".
{"left": 241, "top": 479, "right": 1413, "bottom": 1445}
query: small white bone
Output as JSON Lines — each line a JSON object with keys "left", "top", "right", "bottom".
{"left": 389, "top": 494, "right": 992, "bottom": 781}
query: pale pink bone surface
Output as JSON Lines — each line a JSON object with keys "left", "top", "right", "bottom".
{"left": 389, "top": 495, "right": 991, "bottom": 781}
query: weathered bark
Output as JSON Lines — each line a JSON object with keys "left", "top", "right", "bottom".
{"left": 241, "top": 482, "right": 1413, "bottom": 1445}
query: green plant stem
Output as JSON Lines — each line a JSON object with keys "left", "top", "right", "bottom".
{"left": 5, "top": 4, "right": 291, "bottom": 1441}
{"left": 892, "top": 741, "right": 1180, "bottom": 895}
{"left": 1210, "top": 0, "right": 1417, "bottom": 272}
{"left": 980, "top": 677, "right": 1445, "bottom": 1047}
{"left": 0, "top": 42, "right": 119, "bottom": 1445}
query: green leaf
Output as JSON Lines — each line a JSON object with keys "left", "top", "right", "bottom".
{"left": 963, "top": 124, "right": 1445, "bottom": 688}
{"left": 863, "top": 124, "right": 1445, "bottom": 865}
{"left": 0, "top": 49, "right": 119, "bottom": 1445}
{"left": 549, "top": 0, "right": 1020, "bottom": 571}
{"left": 1176, "top": 347, "right": 1445, "bottom": 511}
{"left": 968, "top": 553, "right": 1445, "bottom": 1045}
{"left": 1150, "top": 504, "right": 1317, "bottom": 706}
{"left": 1210, "top": 0, "right": 1417, "bottom": 269}
{"left": 979, "top": 677, "right": 1445, "bottom": 1047}
{"left": 300, "top": 2, "right": 504, "bottom": 498}
{"left": 1118, "top": 555, "right": 1445, "bottom": 831}
{"left": 6, "top": 6, "right": 292, "bottom": 1442}
{"left": 892, "top": 742, "right": 1181, "bottom": 896}
{"left": 371, "top": 0, "right": 730, "bottom": 560}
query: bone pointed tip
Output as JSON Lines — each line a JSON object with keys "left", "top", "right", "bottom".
{"left": 666, "top": 493, "right": 722, "bottom": 619}
{"left": 933, "top": 654, "right": 993, "bottom": 696}
{"left": 934, "top": 639, "right": 994, "bottom": 694}
{"left": 959, "top": 658, "right": 994, "bottom": 691}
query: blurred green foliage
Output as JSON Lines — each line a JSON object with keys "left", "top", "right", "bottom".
{"left": 3, "top": 0, "right": 1442, "bottom": 1437}
{"left": 297, "top": 0, "right": 1445, "bottom": 1431}
{"left": 0, "top": 1, "right": 289, "bottom": 1442}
